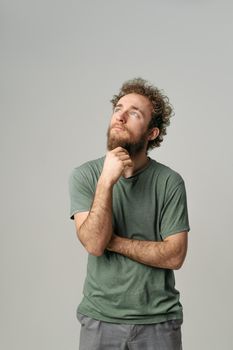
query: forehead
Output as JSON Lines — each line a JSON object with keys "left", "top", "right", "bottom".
{"left": 117, "top": 93, "right": 153, "bottom": 112}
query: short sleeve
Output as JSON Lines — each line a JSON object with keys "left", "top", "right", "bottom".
{"left": 160, "top": 180, "right": 190, "bottom": 239}
{"left": 68, "top": 167, "right": 94, "bottom": 220}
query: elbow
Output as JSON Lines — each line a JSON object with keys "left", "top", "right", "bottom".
{"left": 76, "top": 231, "right": 105, "bottom": 256}
{"left": 173, "top": 262, "right": 183, "bottom": 270}
{"left": 171, "top": 246, "right": 187, "bottom": 270}
{"left": 85, "top": 242, "right": 105, "bottom": 256}
{"left": 172, "top": 256, "right": 186, "bottom": 270}
{"left": 87, "top": 247, "right": 104, "bottom": 257}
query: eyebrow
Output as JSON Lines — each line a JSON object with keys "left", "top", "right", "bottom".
{"left": 115, "top": 103, "right": 145, "bottom": 117}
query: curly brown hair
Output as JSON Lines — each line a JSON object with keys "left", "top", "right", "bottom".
{"left": 110, "top": 78, "right": 174, "bottom": 150}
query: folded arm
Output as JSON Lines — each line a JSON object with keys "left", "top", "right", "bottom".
{"left": 74, "top": 178, "right": 113, "bottom": 256}
{"left": 74, "top": 147, "right": 133, "bottom": 256}
{"left": 107, "top": 231, "right": 188, "bottom": 270}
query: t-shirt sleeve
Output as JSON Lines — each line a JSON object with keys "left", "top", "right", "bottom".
{"left": 160, "top": 179, "right": 190, "bottom": 239}
{"left": 68, "top": 167, "right": 94, "bottom": 220}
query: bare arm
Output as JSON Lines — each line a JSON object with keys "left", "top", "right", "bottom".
{"left": 107, "top": 231, "right": 188, "bottom": 270}
{"left": 74, "top": 178, "right": 113, "bottom": 256}
{"left": 74, "top": 147, "right": 132, "bottom": 256}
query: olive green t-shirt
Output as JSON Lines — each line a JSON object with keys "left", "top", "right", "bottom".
{"left": 69, "top": 156, "right": 190, "bottom": 324}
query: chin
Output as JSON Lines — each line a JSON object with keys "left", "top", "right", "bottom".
{"left": 107, "top": 127, "right": 132, "bottom": 150}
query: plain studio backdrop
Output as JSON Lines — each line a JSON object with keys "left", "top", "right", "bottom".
{"left": 1, "top": 0, "right": 233, "bottom": 349}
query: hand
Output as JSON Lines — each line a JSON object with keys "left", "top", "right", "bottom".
{"left": 100, "top": 147, "right": 133, "bottom": 186}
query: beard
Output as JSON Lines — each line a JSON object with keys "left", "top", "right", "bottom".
{"left": 107, "top": 126, "right": 148, "bottom": 156}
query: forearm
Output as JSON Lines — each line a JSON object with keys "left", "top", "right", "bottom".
{"left": 107, "top": 234, "right": 187, "bottom": 270}
{"left": 78, "top": 176, "right": 113, "bottom": 256}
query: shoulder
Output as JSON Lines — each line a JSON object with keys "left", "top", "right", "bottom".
{"left": 70, "top": 156, "right": 104, "bottom": 176}
{"left": 69, "top": 156, "right": 105, "bottom": 186}
{"left": 150, "top": 159, "right": 185, "bottom": 188}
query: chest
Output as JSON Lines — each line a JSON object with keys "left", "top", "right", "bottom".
{"left": 112, "top": 178, "right": 164, "bottom": 241}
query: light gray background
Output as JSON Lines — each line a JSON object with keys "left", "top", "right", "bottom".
{"left": 1, "top": 0, "right": 233, "bottom": 349}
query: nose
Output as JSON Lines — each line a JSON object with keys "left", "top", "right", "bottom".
{"left": 115, "top": 110, "right": 127, "bottom": 123}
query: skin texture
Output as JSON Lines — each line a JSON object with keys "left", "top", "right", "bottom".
{"left": 74, "top": 147, "right": 132, "bottom": 256}
{"left": 107, "top": 93, "right": 159, "bottom": 161}
{"left": 107, "top": 232, "right": 188, "bottom": 270}
{"left": 74, "top": 93, "right": 188, "bottom": 267}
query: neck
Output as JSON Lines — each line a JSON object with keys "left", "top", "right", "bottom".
{"left": 123, "top": 151, "right": 149, "bottom": 178}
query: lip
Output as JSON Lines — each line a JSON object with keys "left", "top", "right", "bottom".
{"left": 112, "top": 125, "right": 125, "bottom": 131}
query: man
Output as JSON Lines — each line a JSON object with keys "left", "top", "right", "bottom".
{"left": 69, "top": 78, "right": 190, "bottom": 350}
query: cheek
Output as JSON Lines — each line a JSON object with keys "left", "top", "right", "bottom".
{"left": 128, "top": 120, "right": 145, "bottom": 134}
{"left": 130, "top": 127, "right": 148, "bottom": 141}
{"left": 109, "top": 115, "right": 116, "bottom": 126}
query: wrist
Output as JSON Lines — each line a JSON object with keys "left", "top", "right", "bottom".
{"left": 107, "top": 235, "right": 124, "bottom": 252}
{"left": 98, "top": 174, "right": 115, "bottom": 189}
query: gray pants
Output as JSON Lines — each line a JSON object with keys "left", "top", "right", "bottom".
{"left": 77, "top": 313, "right": 183, "bottom": 350}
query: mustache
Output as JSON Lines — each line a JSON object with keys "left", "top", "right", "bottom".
{"left": 111, "top": 124, "right": 129, "bottom": 132}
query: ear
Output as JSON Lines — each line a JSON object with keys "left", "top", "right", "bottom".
{"left": 148, "top": 127, "right": 160, "bottom": 141}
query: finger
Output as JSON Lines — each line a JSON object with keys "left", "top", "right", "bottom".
{"left": 118, "top": 154, "right": 131, "bottom": 161}
{"left": 113, "top": 147, "right": 129, "bottom": 155}
{"left": 122, "top": 159, "right": 133, "bottom": 168}
{"left": 116, "top": 152, "right": 129, "bottom": 158}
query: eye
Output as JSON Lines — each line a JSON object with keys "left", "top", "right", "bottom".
{"left": 114, "top": 107, "right": 121, "bottom": 113}
{"left": 129, "top": 110, "right": 139, "bottom": 118}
